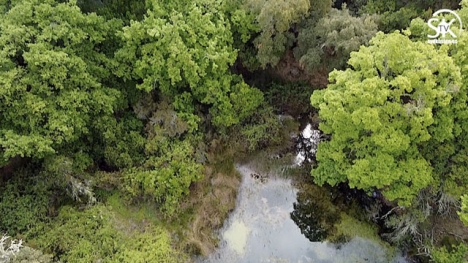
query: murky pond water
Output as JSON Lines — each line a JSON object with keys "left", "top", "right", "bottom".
{"left": 197, "top": 123, "right": 408, "bottom": 263}
{"left": 197, "top": 164, "right": 408, "bottom": 263}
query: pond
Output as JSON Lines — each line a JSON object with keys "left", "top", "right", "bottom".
{"left": 196, "top": 163, "right": 408, "bottom": 263}
{"left": 196, "top": 123, "right": 408, "bottom": 263}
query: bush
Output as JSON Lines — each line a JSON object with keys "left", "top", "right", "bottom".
{"left": 121, "top": 102, "right": 204, "bottom": 216}
{"left": 35, "top": 205, "right": 184, "bottom": 262}
{"left": 0, "top": 173, "right": 49, "bottom": 236}
{"left": 431, "top": 243, "right": 468, "bottom": 263}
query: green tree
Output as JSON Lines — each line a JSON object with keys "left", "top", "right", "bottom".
{"left": 437, "top": 0, "right": 468, "bottom": 199}
{"left": 294, "top": 7, "right": 379, "bottom": 71}
{"left": 405, "top": 0, "right": 468, "bottom": 201}
{"left": 244, "top": 0, "right": 332, "bottom": 68}
{"left": 311, "top": 31, "right": 463, "bottom": 206}
{"left": 0, "top": 0, "right": 123, "bottom": 166}
{"left": 115, "top": 0, "right": 263, "bottom": 128}
{"left": 0, "top": 167, "right": 49, "bottom": 236}
{"left": 360, "top": 0, "right": 429, "bottom": 32}
{"left": 245, "top": 0, "right": 310, "bottom": 67}
{"left": 78, "top": 0, "right": 146, "bottom": 24}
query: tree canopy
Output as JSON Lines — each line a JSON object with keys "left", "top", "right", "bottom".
{"left": 115, "top": 0, "right": 263, "bottom": 128}
{"left": 0, "top": 0, "right": 123, "bottom": 165}
{"left": 295, "top": 7, "right": 379, "bottom": 71}
{"left": 311, "top": 31, "right": 465, "bottom": 206}
{"left": 245, "top": 0, "right": 332, "bottom": 68}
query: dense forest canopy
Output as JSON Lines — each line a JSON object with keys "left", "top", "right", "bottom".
{"left": 1, "top": 0, "right": 468, "bottom": 262}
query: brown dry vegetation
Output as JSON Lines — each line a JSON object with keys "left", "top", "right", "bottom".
{"left": 179, "top": 165, "right": 241, "bottom": 256}
{"left": 272, "top": 50, "right": 329, "bottom": 88}
{"left": 432, "top": 214, "right": 468, "bottom": 246}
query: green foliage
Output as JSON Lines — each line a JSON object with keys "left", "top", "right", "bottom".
{"left": 122, "top": 101, "right": 204, "bottom": 215}
{"left": 0, "top": 170, "right": 49, "bottom": 236}
{"left": 113, "top": 228, "right": 182, "bottom": 262}
{"left": 228, "top": 103, "right": 285, "bottom": 152}
{"left": 115, "top": 0, "right": 263, "bottom": 128}
{"left": 245, "top": 0, "right": 312, "bottom": 67}
{"left": 35, "top": 205, "right": 183, "bottom": 262}
{"left": 295, "top": 8, "right": 378, "bottom": 71}
{"left": 0, "top": 0, "right": 123, "bottom": 163}
{"left": 434, "top": 2, "right": 468, "bottom": 198}
{"left": 431, "top": 243, "right": 468, "bottom": 263}
{"left": 377, "top": 7, "right": 421, "bottom": 32}
{"left": 257, "top": 0, "right": 309, "bottom": 66}
{"left": 86, "top": 0, "right": 146, "bottom": 24}
{"left": 459, "top": 195, "right": 468, "bottom": 226}
{"left": 224, "top": 0, "right": 260, "bottom": 48}
{"left": 40, "top": 154, "right": 99, "bottom": 205}
{"left": 406, "top": 2, "right": 468, "bottom": 199}
{"left": 0, "top": 0, "right": 23, "bottom": 13}
{"left": 92, "top": 114, "right": 146, "bottom": 169}
{"left": 361, "top": 0, "right": 424, "bottom": 32}
{"left": 311, "top": 31, "right": 463, "bottom": 206}
{"left": 264, "top": 81, "right": 314, "bottom": 115}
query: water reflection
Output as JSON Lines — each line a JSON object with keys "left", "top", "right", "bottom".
{"left": 294, "top": 124, "right": 322, "bottom": 166}
{"left": 290, "top": 184, "right": 339, "bottom": 242}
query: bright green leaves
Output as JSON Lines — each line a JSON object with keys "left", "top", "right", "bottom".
{"left": 459, "top": 195, "right": 468, "bottom": 227}
{"left": 419, "top": 3, "right": 468, "bottom": 199}
{"left": 0, "top": 170, "right": 50, "bottom": 235}
{"left": 116, "top": 0, "right": 262, "bottom": 127}
{"left": 0, "top": 0, "right": 121, "bottom": 163}
{"left": 92, "top": 114, "right": 146, "bottom": 169}
{"left": 431, "top": 243, "right": 468, "bottom": 263}
{"left": 311, "top": 31, "right": 463, "bottom": 206}
{"left": 0, "top": 132, "right": 55, "bottom": 161}
{"left": 206, "top": 77, "right": 264, "bottom": 127}
{"left": 123, "top": 138, "right": 203, "bottom": 216}
{"left": 117, "top": 4, "right": 236, "bottom": 91}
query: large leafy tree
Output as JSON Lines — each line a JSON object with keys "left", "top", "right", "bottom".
{"left": 244, "top": 0, "right": 332, "bottom": 68}
{"left": 406, "top": 0, "right": 468, "bottom": 199}
{"left": 294, "top": 7, "right": 379, "bottom": 71}
{"left": 311, "top": 31, "right": 465, "bottom": 206}
{"left": 435, "top": 0, "right": 468, "bottom": 198}
{"left": 246, "top": 0, "right": 310, "bottom": 67}
{"left": 0, "top": 0, "right": 123, "bottom": 166}
{"left": 115, "top": 0, "right": 263, "bottom": 128}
